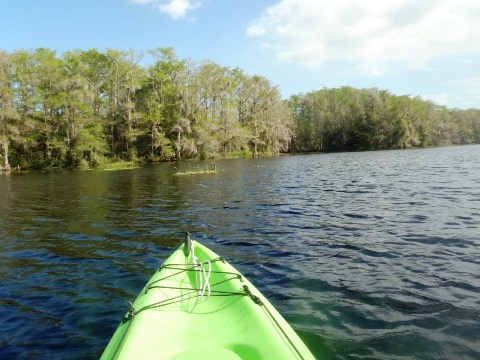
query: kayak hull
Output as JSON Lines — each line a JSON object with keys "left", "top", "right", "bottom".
{"left": 101, "top": 238, "right": 315, "bottom": 360}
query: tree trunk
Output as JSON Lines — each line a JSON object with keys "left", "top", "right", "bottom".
{"left": 176, "top": 132, "right": 181, "bottom": 162}
{"left": 110, "top": 124, "right": 115, "bottom": 155}
{"left": 1, "top": 114, "right": 10, "bottom": 170}
{"left": 253, "top": 120, "right": 258, "bottom": 155}
{"left": 151, "top": 125, "right": 155, "bottom": 158}
{"left": 2, "top": 138, "right": 10, "bottom": 170}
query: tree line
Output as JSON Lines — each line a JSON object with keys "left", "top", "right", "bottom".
{"left": 289, "top": 87, "right": 480, "bottom": 152}
{"left": 0, "top": 47, "right": 292, "bottom": 170}
{"left": 1, "top": 47, "right": 479, "bottom": 170}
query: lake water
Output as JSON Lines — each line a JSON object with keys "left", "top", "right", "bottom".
{"left": 1, "top": 145, "right": 479, "bottom": 359}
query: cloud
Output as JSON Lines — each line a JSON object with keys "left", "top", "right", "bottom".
{"left": 442, "top": 76, "right": 480, "bottom": 108}
{"left": 420, "top": 93, "right": 450, "bottom": 106}
{"left": 131, "top": 0, "right": 201, "bottom": 20}
{"left": 420, "top": 77, "right": 480, "bottom": 108}
{"left": 444, "top": 76, "right": 480, "bottom": 89}
{"left": 247, "top": 0, "right": 480, "bottom": 74}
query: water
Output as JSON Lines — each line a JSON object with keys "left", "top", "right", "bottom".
{"left": 1, "top": 145, "right": 479, "bottom": 359}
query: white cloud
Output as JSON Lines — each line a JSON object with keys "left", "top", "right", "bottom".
{"left": 131, "top": 0, "right": 201, "bottom": 20}
{"left": 420, "top": 77, "right": 480, "bottom": 108}
{"left": 442, "top": 76, "right": 480, "bottom": 108}
{"left": 247, "top": 0, "right": 480, "bottom": 74}
{"left": 420, "top": 93, "right": 450, "bottom": 106}
{"left": 260, "top": 42, "right": 271, "bottom": 49}
{"left": 444, "top": 76, "right": 480, "bottom": 89}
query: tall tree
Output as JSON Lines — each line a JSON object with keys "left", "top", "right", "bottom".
{"left": 1, "top": 47, "right": 479, "bottom": 169}
{"left": 31, "top": 48, "right": 68, "bottom": 165}
{"left": 0, "top": 51, "right": 19, "bottom": 170}
{"left": 139, "top": 48, "right": 185, "bottom": 161}
{"left": 105, "top": 49, "right": 146, "bottom": 158}
{"left": 245, "top": 76, "right": 292, "bottom": 155}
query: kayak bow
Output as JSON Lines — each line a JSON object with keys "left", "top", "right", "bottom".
{"left": 100, "top": 234, "right": 315, "bottom": 360}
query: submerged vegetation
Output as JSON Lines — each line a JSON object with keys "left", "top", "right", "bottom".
{"left": 173, "top": 168, "right": 219, "bottom": 176}
{"left": 0, "top": 47, "right": 479, "bottom": 170}
{"left": 174, "top": 161, "right": 218, "bottom": 176}
{"left": 98, "top": 161, "right": 140, "bottom": 171}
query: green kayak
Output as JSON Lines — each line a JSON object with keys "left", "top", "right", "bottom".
{"left": 101, "top": 234, "right": 315, "bottom": 360}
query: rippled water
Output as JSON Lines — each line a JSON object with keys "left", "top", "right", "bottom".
{"left": 1, "top": 145, "right": 479, "bottom": 359}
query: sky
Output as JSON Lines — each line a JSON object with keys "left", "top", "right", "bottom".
{"left": 1, "top": 0, "right": 479, "bottom": 109}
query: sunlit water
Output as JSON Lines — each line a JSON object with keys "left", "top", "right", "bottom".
{"left": 1, "top": 145, "right": 479, "bottom": 359}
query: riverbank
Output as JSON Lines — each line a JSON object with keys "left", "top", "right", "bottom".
{"left": 3, "top": 143, "right": 479, "bottom": 173}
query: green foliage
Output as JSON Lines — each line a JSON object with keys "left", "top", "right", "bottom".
{"left": 0, "top": 47, "right": 293, "bottom": 169}
{"left": 290, "top": 87, "right": 480, "bottom": 152}
{"left": 99, "top": 160, "right": 140, "bottom": 171}
{"left": 1, "top": 47, "right": 478, "bottom": 170}
{"left": 173, "top": 168, "right": 219, "bottom": 176}
{"left": 0, "top": 50, "right": 18, "bottom": 170}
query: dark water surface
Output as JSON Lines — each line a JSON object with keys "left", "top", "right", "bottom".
{"left": 1, "top": 145, "right": 479, "bottom": 359}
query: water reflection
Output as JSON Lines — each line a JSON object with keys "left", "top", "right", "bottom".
{"left": 1, "top": 146, "right": 480, "bottom": 359}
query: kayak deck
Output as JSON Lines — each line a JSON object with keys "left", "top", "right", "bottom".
{"left": 101, "top": 236, "right": 315, "bottom": 360}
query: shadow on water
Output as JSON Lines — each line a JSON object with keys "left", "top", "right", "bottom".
{"left": 1, "top": 146, "right": 480, "bottom": 359}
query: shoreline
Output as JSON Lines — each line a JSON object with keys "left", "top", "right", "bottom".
{"left": 2, "top": 143, "right": 479, "bottom": 174}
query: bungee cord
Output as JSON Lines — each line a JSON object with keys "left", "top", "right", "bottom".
{"left": 110, "top": 235, "right": 306, "bottom": 360}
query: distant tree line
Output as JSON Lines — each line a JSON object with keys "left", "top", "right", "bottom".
{"left": 0, "top": 47, "right": 292, "bottom": 169}
{"left": 1, "top": 47, "right": 479, "bottom": 170}
{"left": 289, "top": 87, "right": 480, "bottom": 152}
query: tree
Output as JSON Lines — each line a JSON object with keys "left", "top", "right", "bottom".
{"left": 1, "top": 46, "right": 479, "bottom": 169}
{"left": 31, "top": 48, "right": 69, "bottom": 165}
{"left": 62, "top": 52, "right": 102, "bottom": 166}
{"left": 147, "top": 48, "right": 186, "bottom": 161}
{"left": 135, "top": 47, "right": 187, "bottom": 161}
{"left": 241, "top": 75, "right": 290, "bottom": 155}
{"left": 193, "top": 61, "right": 240, "bottom": 158}
{"left": 104, "top": 49, "right": 146, "bottom": 159}
{"left": 0, "top": 50, "right": 19, "bottom": 170}
{"left": 289, "top": 87, "right": 480, "bottom": 153}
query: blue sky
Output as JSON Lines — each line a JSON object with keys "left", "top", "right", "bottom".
{"left": 1, "top": 0, "right": 479, "bottom": 109}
